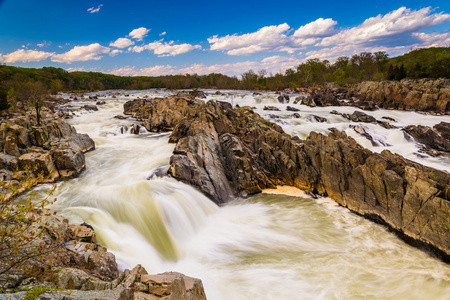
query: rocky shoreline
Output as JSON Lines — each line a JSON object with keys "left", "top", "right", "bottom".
{"left": 124, "top": 93, "right": 450, "bottom": 262}
{"left": 293, "top": 78, "right": 450, "bottom": 114}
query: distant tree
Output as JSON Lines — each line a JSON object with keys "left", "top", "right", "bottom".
{"left": 0, "top": 89, "right": 10, "bottom": 112}
{"left": 15, "top": 82, "right": 49, "bottom": 126}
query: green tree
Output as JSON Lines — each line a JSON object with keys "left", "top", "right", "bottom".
{"left": 0, "top": 89, "right": 10, "bottom": 112}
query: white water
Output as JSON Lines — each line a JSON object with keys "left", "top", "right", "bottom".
{"left": 32, "top": 90, "right": 450, "bottom": 299}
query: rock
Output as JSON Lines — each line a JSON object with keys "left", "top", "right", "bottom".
{"left": 263, "top": 106, "right": 280, "bottom": 111}
{"left": 114, "top": 115, "right": 127, "bottom": 120}
{"left": 130, "top": 124, "right": 141, "bottom": 135}
{"left": 0, "top": 111, "right": 95, "bottom": 196}
{"left": 96, "top": 101, "right": 106, "bottom": 105}
{"left": 403, "top": 122, "right": 450, "bottom": 152}
{"left": 81, "top": 105, "right": 98, "bottom": 111}
{"left": 277, "top": 94, "right": 289, "bottom": 103}
{"left": 293, "top": 96, "right": 305, "bottom": 104}
{"left": 350, "top": 125, "right": 376, "bottom": 145}
{"left": 308, "top": 115, "right": 327, "bottom": 123}
{"left": 342, "top": 111, "right": 377, "bottom": 123}
{"left": 18, "top": 151, "right": 59, "bottom": 181}
{"left": 286, "top": 106, "right": 300, "bottom": 112}
{"left": 69, "top": 224, "right": 96, "bottom": 243}
{"left": 293, "top": 113, "right": 301, "bottom": 118}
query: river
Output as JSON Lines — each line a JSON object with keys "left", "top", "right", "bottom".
{"left": 32, "top": 90, "right": 450, "bottom": 299}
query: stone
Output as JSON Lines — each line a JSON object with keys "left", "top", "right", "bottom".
{"left": 403, "top": 122, "right": 450, "bottom": 152}
{"left": 81, "top": 105, "right": 99, "bottom": 111}
{"left": 286, "top": 106, "right": 300, "bottom": 112}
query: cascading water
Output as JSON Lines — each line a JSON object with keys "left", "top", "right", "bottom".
{"left": 31, "top": 90, "right": 450, "bottom": 299}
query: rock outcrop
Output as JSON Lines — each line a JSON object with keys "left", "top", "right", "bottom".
{"left": 0, "top": 210, "right": 206, "bottom": 300}
{"left": 124, "top": 96, "right": 450, "bottom": 262}
{"left": 0, "top": 111, "right": 95, "bottom": 197}
{"left": 297, "top": 79, "right": 450, "bottom": 114}
{"left": 356, "top": 78, "right": 450, "bottom": 113}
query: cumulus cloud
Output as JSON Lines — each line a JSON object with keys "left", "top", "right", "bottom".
{"left": 129, "top": 41, "right": 201, "bottom": 57}
{"left": 129, "top": 27, "right": 150, "bottom": 41}
{"left": 159, "top": 32, "right": 167, "bottom": 36}
{"left": 1, "top": 49, "right": 54, "bottom": 63}
{"left": 208, "top": 23, "right": 291, "bottom": 55}
{"left": 110, "top": 49, "right": 123, "bottom": 57}
{"left": 318, "top": 7, "right": 450, "bottom": 47}
{"left": 87, "top": 4, "right": 103, "bottom": 13}
{"left": 110, "top": 38, "right": 135, "bottom": 48}
{"left": 293, "top": 18, "right": 337, "bottom": 38}
{"left": 51, "top": 43, "right": 110, "bottom": 63}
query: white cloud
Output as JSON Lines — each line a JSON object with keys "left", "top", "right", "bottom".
{"left": 413, "top": 31, "right": 450, "bottom": 47}
{"left": 129, "top": 41, "right": 201, "bottom": 56}
{"left": 159, "top": 32, "right": 167, "bottom": 36}
{"left": 87, "top": 4, "right": 103, "bottom": 13}
{"left": 1, "top": 49, "right": 54, "bottom": 63}
{"left": 37, "top": 41, "right": 51, "bottom": 48}
{"left": 208, "top": 23, "right": 291, "bottom": 55}
{"left": 129, "top": 27, "right": 150, "bottom": 41}
{"left": 110, "top": 38, "right": 134, "bottom": 48}
{"left": 318, "top": 7, "right": 450, "bottom": 47}
{"left": 294, "top": 18, "right": 337, "bottom": 38}
{"left": 110, "top": 49, "right": 123, "bottom": 57}
{"left": 51, "top": 43, "right": 110, "bottom": 63}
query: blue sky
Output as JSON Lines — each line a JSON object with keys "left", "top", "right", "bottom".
{"left": 0, "top": 0, "right": 449, "bottom": 76}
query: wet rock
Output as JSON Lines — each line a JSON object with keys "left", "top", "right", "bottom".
{"left": 350, "top": 124, "right": 375, "bottom": 145}
{"left": 286, "top": 106, "right": 300, "bottom": 112}
{"left": 96, "top": 101, "right": 106, "bottom": 105}
{"left": 293, "top": 113, "right": 301, "bottom": 118}
{"left": 114, "top": 115, "right": 127, "bottom": 120}
{"left": 263, "top": 106, "right": 280, "bottom": 111}
{"left": 130, "top": 124, "right": 141, "bottom": 134}
{"left": 293, "top": 96, "right": 305, "bottom": 104}
{"left": 308, "top": 115, "right": 327, "bottom": 123}
{"left": 403, "top": 122, "right": 450, "bottom": 152}
{"left": 342, "top": 111, "right": 377, "bottom": 123}
{"left": 277, "top": 94, "right": 290, "bottom": 103}
{"left": 81, "top": 105, "right": 98, "bottom": 111}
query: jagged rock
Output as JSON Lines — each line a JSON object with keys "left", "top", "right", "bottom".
{"left": 0, "top": 111, "right": 95, "bottom": 196}
{"left": 114, "top": 115, "right": 127, "bottom": 120}
{"left": 96, "top": 101, "right": 106, "bottom": 105}
{"left": 293, "top": 113, "right": 301, "bottom": 118}
{"left": 403, "top": 122, "right": 450, "bottom": 152}
{"left": 69, "top": 224, "right": 96, "bottom": 243}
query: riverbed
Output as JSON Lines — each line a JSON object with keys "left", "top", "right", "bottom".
{"left": 32, "top": 90, "right": 450, "bottom": 299}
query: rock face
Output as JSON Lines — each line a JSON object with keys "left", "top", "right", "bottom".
{"left": 356, "top": 79, "right": 450, "bottom": 113}
{"left": 296, "top": 79, "right": 450, "bottom": 114}
{"left": 0, "top": 111, "right": 95, "bottom": 197}
{"left": 125, "top": 96, "right": 450, "bottom": 261}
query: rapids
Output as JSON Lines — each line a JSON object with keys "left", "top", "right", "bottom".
{"left": 32, "top": 90, "right": 450, "bottom": 299}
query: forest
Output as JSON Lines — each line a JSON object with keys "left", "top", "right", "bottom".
{"left": 0, "top": 47, "right": 449, "bottom": 111}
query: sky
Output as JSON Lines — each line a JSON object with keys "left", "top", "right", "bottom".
{"left": 0, "top": 0, "right": 449, "bottom": 77}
